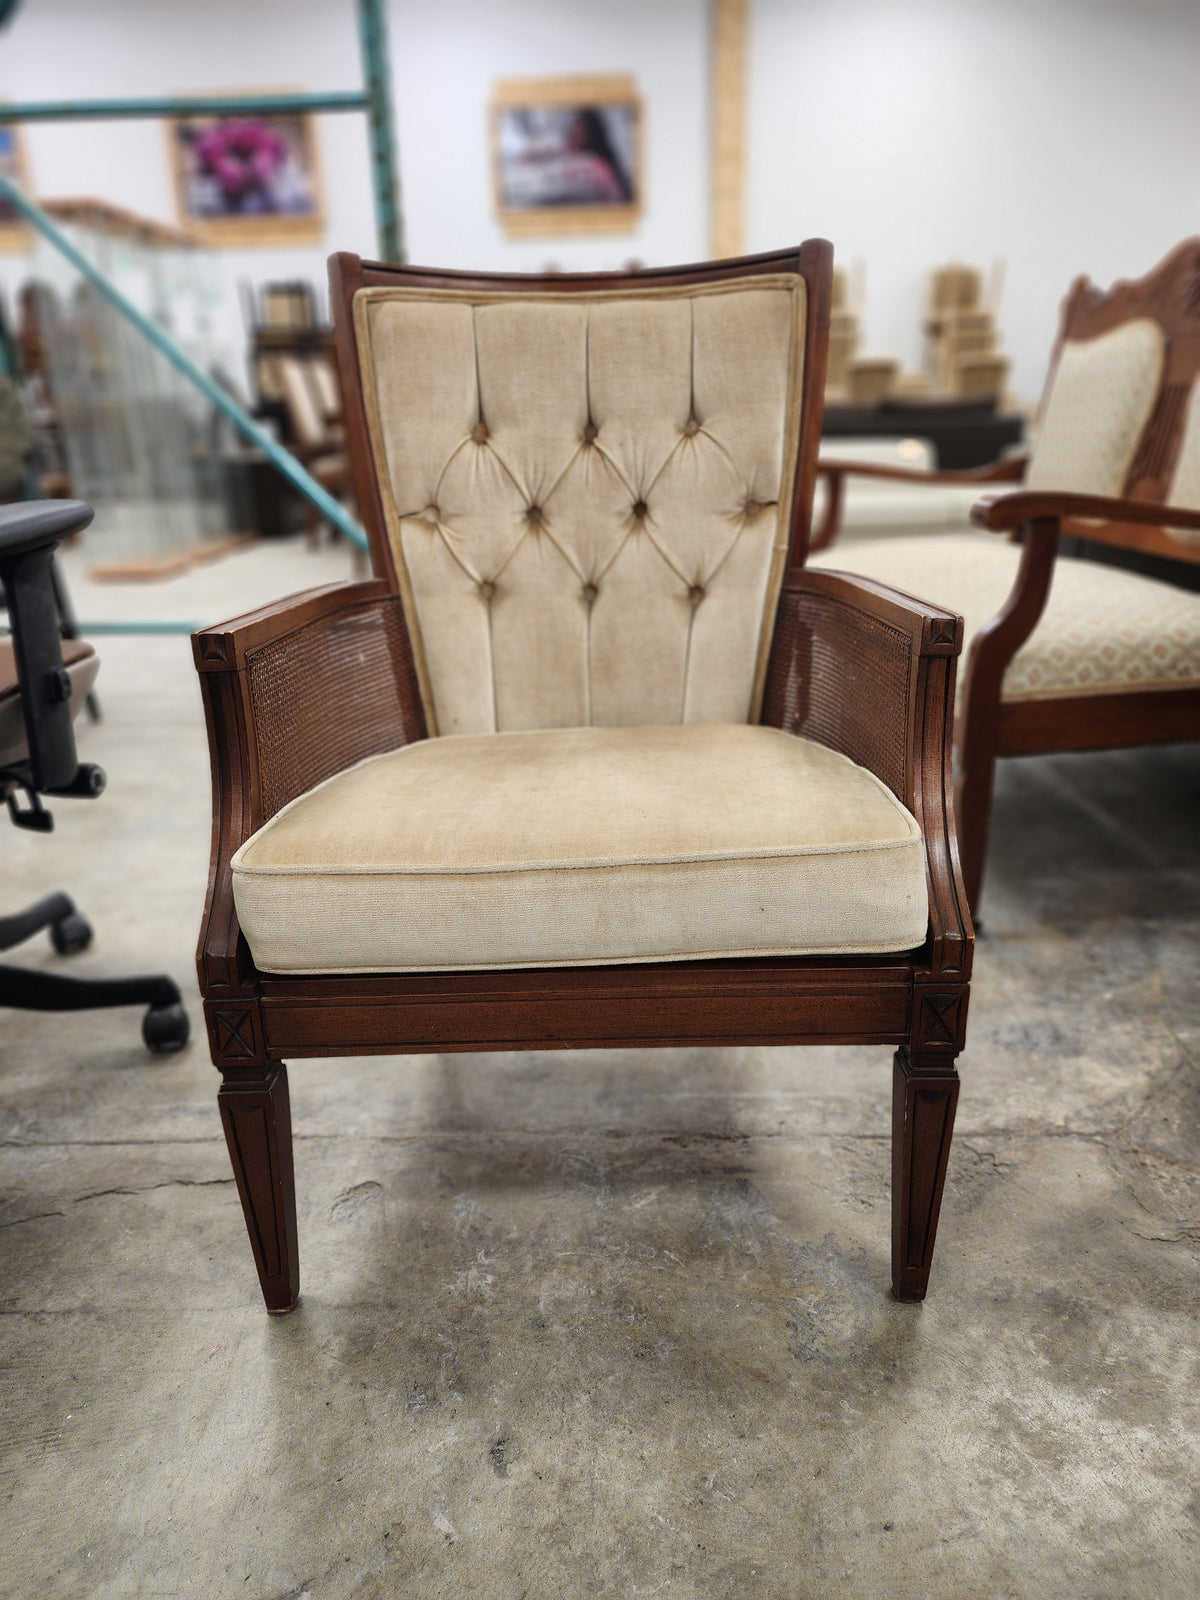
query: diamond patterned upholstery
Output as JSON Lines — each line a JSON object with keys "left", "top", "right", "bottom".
{"left": 1025, "top": 318, "right": 1163, "bottom": 496}
{"left": 352, "top": 279, "right": 807, "bottom": 735}
{"left": 811, "top": 532, "right": 1200, "bottom": 704}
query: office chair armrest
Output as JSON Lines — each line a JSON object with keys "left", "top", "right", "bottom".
{"left": 762, "top": 567, "right": 972, "bottom": 977}
{"left": 193, "top": 580, "right": 426, "bottom": 992}
{"left": 810, "top": 454, "right": 1027, "bottom": 553}
{"left": 0, "top": 499, "right": 96, "bottom": 794}
{"left": 0, "top": 498, "right": 93, "bottom": 558}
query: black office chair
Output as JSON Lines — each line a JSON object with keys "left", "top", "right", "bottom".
{"left": 0, "top": 499, "right": 189, "bottom": 1052}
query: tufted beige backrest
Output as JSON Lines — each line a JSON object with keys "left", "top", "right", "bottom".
{"left": 353, "top": 278, "right": 807, "bottom": 735}
{"left": 1025, "top": 319, "right": 1164, "bottom": 496}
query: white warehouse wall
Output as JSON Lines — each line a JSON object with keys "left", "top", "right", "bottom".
{"left": 0, "top": 0, "right": 1197, "bottom": 405}
{"left": 0, "top": 0, "right": 708, "bottom": 386}
{"left": 747, "top": 0, "right": 1200, "bottom": 401}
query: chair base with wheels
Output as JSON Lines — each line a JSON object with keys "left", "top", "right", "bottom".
{"left": 0, "top": 499, "right": 190, "bottom": 1057}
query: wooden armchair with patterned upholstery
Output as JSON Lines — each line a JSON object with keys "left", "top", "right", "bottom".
{"left": 193, "top": 245, "right": 973, "bottom": 1315}
{"left": 813, "top": 240, "right": 1200, "bottom": 912}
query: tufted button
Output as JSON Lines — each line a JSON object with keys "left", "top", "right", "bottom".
{"left": 479, "top": 580, "right": 496, "bottom": 600}
{"left": 632, "top": 500, "right": 648, "bottom": 519}
{"left": 472, "top": 422, "right": 489, "bottom": 443}
{"left": 582, "top": 582, "right": 598, "bottom": 603}
{"left": 582, "top": 422, "right": 599, "bottom": 444}
{"left": 683, "top": 418, "right": 700, "bottom": 437}
{"left": 527, "top": 504, "right": 544, "bottom": 527}
{"left": 422, "top": 504, "right": 440, "bottom": 524}
{"left": 688, "top": 583, "right": 705, "bottom": 605}
{"left": 743, "top": 499, "right": 763, "bottom": 517}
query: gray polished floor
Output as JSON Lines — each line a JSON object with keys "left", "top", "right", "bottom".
{"left": 2, "top": 539, "right": 1197, "bottom": 1599}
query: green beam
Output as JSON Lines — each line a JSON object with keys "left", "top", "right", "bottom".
{"left": 357, "top": 0, "right": 405, "bottom": 261}
{"left": 0, "top": 91, "right": 368, "bottom": 122}
{"left": 0, "top": 177, "right": 369, "bottom": 554}
{"left": 76, "top": 620, "right": 200, "bottom": 635}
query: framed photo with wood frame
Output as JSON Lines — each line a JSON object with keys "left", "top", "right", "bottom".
{"left": 167, "top": 94, "right": 325, "bottom": 248}
{"left": 0, "top": 121, "right": 32, "bottom": 254}
{"left": 491, "top": 75, "right": 643, "bottom": 238}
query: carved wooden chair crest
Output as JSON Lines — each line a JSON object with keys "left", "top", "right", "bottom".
{"left": 814, "top": 239, "right": 1200, "bottom": 911}
{"left": 194, "top": 245, "right": 973, "bottom": 1313}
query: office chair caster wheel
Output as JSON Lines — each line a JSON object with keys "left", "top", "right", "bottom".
{"left": 142, "top": 1002, "right": 189, "bottom": 1055}
{"left": 51, "top": 911, "right": 93, "bottom": 956}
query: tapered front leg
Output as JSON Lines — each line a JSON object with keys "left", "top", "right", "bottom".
{"left": 891, "top": 1047, "right": 959, "bottom": 1301}
{"left": 219, "top": 1064, "right": 300, "bottom": 1314}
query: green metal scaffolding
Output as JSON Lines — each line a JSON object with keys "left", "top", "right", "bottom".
{"left": 0, "top": 0, "right": 409, "bottom": 620}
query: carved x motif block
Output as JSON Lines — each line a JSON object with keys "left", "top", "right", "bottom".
{"left": 212, "top": 1008, "right": 259, "bottom": 1061}
{"left": 917, "top": 992, "right": 964, "bottom": 1049}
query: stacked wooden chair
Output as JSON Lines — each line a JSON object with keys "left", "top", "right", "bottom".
{"left": 193, "top": 244, "right": 975, "bottom": 1314}
{"left": 814, "top": 239, "right": 1200, "bottom": 910}
{"left": 923, "top": 263, "right": 1008, "bottom": 400}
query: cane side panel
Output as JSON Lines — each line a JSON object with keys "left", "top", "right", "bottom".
{"left": 762, "top": 586, "right": 912, "bottom": 803}
{"left": 246, "top": 598, "right": 422, "bottom": 822}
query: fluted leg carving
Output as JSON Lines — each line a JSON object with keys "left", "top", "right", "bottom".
{"left": 891, "top": 1047, "right": 959, "bottom": 1300}
{"left": 218, "top": 1063, "right": 299, "bottom": 1313}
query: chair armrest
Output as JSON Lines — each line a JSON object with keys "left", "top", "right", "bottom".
{"left": 762, "top": 568, "right": 972, "bottom": 977}
{"left": 820, "top": 455, "right": 1028, "bottom": 489}
{"left": 810, "top": 454, "right": 1027, "bottom": 553}
{"left": 192, "top": 580, "right": 426, "bottom": 992}
{"left": 971, "top": 488, "right": 1200, "bottom": 536}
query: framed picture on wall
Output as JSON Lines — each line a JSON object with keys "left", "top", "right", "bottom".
{"left": 0, "top": 121, "right": 32, "bottom": 253}
{"left": 491, "top": 75, "right": 642, "bottom": 237}
{"left": 167, "top": 95, "right": 325, "bottom": 247}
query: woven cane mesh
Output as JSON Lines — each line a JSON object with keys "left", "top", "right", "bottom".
{"left": 247, "top": 598, "right": 423, "bottom": 821}
{"left": 762, "top": 587, "right": 911, "bottom": 800}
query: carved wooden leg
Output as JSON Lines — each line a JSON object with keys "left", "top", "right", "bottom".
{"left": 891, "top": 1047, "right": 960, "bottom": 1301}
{"left": 218, "top": 1064, "right": 300, "bottom": 1314}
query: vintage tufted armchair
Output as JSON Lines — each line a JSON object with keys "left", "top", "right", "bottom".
{"left": 193, "top": 245, "right": 973, "bottom": 1314}
{"left": 812, "top": 240, "right": 1200, "bottom": 912}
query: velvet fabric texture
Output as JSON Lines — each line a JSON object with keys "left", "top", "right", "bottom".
{"left": 352, "top": 279, "right": 806, "bottom": 736}
{"left": 231, "top": 725, "right": 928, "bottom": 974}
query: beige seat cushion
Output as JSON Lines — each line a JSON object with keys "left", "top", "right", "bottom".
{"left": 812, "top": 532, "right": 1200, "bottom": 704}
{"left": 232, "top": 724, "right": 928, "bottom": 974}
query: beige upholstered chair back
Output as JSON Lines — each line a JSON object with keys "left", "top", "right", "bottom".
{"left": 351, "top": 277, "right": 809, "bottom": 736}
{"left": 1025, "top": 318, "right": 1164, "bottom": 496}
{"left": 1159, "top": 382, "right": 1200, "bottom": 547}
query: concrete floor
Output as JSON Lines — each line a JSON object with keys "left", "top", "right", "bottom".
{"left": 2, "top": 538, "right": 1198, "bottom": 1599}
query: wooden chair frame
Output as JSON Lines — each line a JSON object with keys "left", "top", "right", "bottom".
{"left": 193, "top": 246, "right": 973, "bottom": 1314}
{"left": 813, "top": 239, "right": 1200, "bottom": 910}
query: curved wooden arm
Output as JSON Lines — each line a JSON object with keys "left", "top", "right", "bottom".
{"left": 762, "top": 569, "right": 972, "bottom": 979}
{"left": 809, "top": 453, "right": 1028, "bottom": 553}
{"left": 819, "top": 454, "right": 1028, "bottom": 489}
{"left": 192, "top": 582, "right": 426, "bottom": 999}
{"left": 971, "top": 487, "right": 1200, "bottom": 535}
{"left": 194, "top": 579, "right": 391, "bottom": 667}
